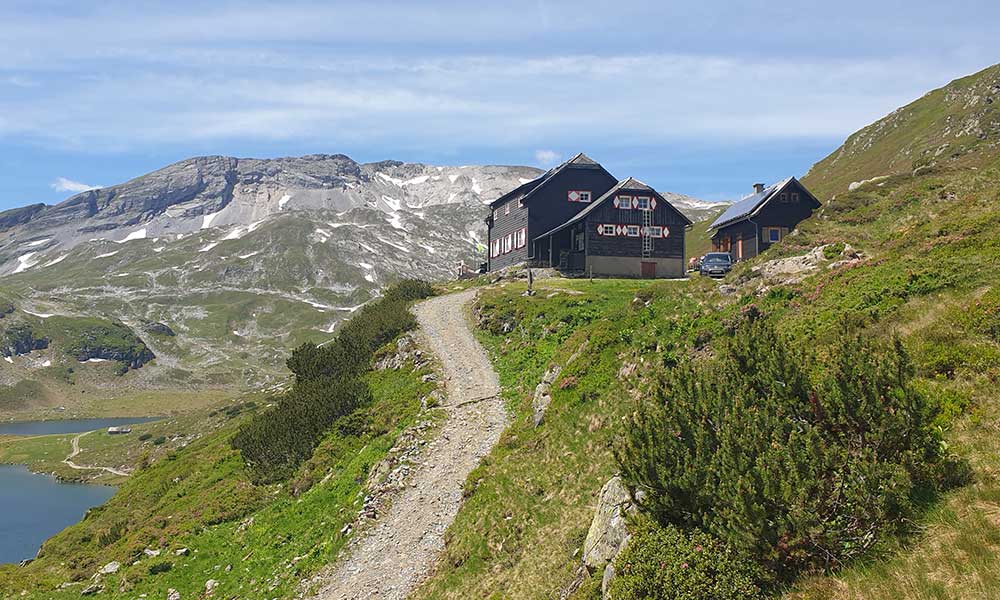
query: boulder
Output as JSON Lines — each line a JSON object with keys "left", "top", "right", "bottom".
{"left": 80, "top": 583, "right": 102, "bottom": 596}
{"left": 583, "top": 476, "right": 634, "bottom": 573}
{"left": 167, "top": 588, "right": 181, "bottom": 600}
{"left": 98, "top": 561, "right": 120, "bottom": 574}
{"left": 205, "top": 579, "right": 219, "bottom": 595}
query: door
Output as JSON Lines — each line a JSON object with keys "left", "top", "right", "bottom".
{"left": 640, "top": 261, "right": 656, "bottom": 278}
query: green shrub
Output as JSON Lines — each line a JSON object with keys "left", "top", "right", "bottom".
{"left": 610, "top": 516, "right": 763, "bottom": 600}
{"left": 152, "top": 436, "right": 166, "bottom": 446}
{"left": 148, "top": 561, "right": 172, "bottom": 575}
{"left": 616, "top": 319, "right": 950, "bottom": 586}
{"left": 233, "top": 279, "right": 434, "bottom": 482}
{"left": 823, "top": 242, "right": 846, "bottom": 259}
{"left": 138, "top": 433, "right": 152, "bottom": 441}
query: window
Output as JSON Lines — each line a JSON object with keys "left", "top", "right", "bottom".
{"left": 493, "top": 208, "right": 499, "bottom": 219}
{"left": 647, "top": 226, "right": 664, "bottom": 238}
{"left": 568, "top": 190, "right": 592, "bottom": 203}
{"left": 575, "top": 231, "right": 585, "bottom": 251}
{"left": 766, "top": 227, "right": 781, "bottom": 243}
{"left": 518, "top": 198, "right": 524, "bottom": 208}
{"left": 790, "top": 192, "right": 800, "bottom": 202}
{"left": 515, "top": 228, "right": 526, "bottom": 248}
{"left": 635, "top": 196, "right": 651, "bottom": 210}
{"left": 491, "top": 238, "right": 501, "bottom": 257}
{"left": 778, "top": 193, "right": 788, "bottom": 203}
{"left": 504, "top": 234, "right": 513, "bottom": 253}
{"left": 626, "top": 225, "right": 640, "bottom": 237}
{"left": 618, "top": 195, "right": 632, "bottom": 210}
{"left": 504, "top": 202, "right": 510, "bottom": 215}
{"left": 600, "top": 224, "right": 617, "bottom": 236}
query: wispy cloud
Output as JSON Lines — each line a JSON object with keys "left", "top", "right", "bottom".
{"left": 51, "top": 177, "right": 100, "bottom": 193}
{"left": 534, "top": 150, "right": 561, "bottom": 166}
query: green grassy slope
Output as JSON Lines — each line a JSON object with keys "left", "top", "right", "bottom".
{"left": 0, "top": 354, "right": 436, "bottom": 599}
{"left": 413, "top": 65, "right": 1000, "bottom": 596}
{"left": 803, "top": 62, "right": 1000, "bottom": 200}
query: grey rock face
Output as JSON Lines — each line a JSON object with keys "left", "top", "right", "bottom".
{"left": 583, "top": 476, "right": 634, "bottom": 573}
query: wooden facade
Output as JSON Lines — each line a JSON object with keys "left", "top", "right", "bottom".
{"left": 485, "top": 154, "right": 617, "bottom": 272}
{"left": 709, "top": 178, "right": 821, "bottom": 261}
{"left": 532, "top": 178, "right": 692, "bottom": 278}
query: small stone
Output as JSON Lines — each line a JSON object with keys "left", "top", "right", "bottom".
{"left": 98, "top": 561, "right": 120, "bottom": 574}
{"left": 80, "top": 583, "right": 101, "bottom": 596}
{"left": 143, "top": 548, "right": 160, "bottom": 557}
{"left": 167, "top": 588, "right": 181, "bottom": 600}
{"left": 205, "top": 580, "right": 219, "bottom": 595}
{"left": 174, "top": 548, "right": 189, "bottom": 556}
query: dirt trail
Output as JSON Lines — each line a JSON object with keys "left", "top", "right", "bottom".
{"left": 314, "top": 289, "right": 505, "bottom": 600}
{"left": 62, "top": 431, "right": 130, "bottom": 477}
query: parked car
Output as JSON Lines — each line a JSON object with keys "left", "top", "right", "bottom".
{"left": 699, "top": 252, "right": 733, "bottom": 278}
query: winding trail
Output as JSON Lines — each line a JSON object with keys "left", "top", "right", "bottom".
{"left": 314, "top": 289, "right": 505, "bottom": 600}
{"left": 62, "top": 431, "right": 130, "bottom": 477}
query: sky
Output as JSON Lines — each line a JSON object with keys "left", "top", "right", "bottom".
{"left": 0, "top": 1, "right": 998, "bottom": 210}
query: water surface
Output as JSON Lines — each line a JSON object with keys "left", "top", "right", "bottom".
{"left": 0, "top": 417, "right": 162, "bottom": 436}
{"left": 0, "top": 465, "right": 116, "bottom": 564}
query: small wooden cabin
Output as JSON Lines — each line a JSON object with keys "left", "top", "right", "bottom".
{"left": 485, "top": 154, "right": 691, "bottom": 278}
{"left": 708, "top": 177, "right": 821, "bottom": 261}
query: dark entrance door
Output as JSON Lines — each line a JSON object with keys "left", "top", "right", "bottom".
{"left": 640, "top": 261, "right": 656, "bottom": 278}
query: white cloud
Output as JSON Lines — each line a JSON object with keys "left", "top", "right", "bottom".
{"left": 534, "top": 150, "right": 561, "bottom": 167}
{"left": 50, "top": 177, "right": 100, "bottom": 193}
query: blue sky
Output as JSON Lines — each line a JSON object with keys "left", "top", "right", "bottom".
{"left": 0, "top": 0, "right": 997, "bottom": 209}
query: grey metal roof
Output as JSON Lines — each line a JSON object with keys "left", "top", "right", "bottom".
{"left": 709, "top": 177, "right": 796, "bottom": 230}
{"left": 534, "top": 177, "right": 692, "bottom": 240}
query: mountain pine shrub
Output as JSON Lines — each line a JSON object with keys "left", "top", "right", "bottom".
{"left": 609, "top": 515, "right": 763, "bottom": 600}
{"left": 233, "top": 280, "right": 434, "bottom": 482}
{"left": 615, "top": 319, "right": 953, "bottom": 586}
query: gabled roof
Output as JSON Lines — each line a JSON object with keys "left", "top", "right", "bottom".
{"left": 488, "top": 152, "right": 608, "bottom": 208}
{"left": 534, "top": 177, "right": 693, "bottom": 239}
{"left": 709, "top": 176, "right": 820, "bottom": 230}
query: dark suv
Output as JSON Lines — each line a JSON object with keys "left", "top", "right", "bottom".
{"left": 699, "top": 252, "right": 733, "bottom": 278}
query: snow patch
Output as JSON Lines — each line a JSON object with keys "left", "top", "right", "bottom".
{"left": 388, "top": 213, "right": 405, "bottom": 230}
{"left": 471, "top": 178, "right": 482, "bottom": 195}
{"left": 201, "top": 210, "right": 222, "bottom": 229}
{"left": 377, "top": 172, "right": 405, "bottom": 186}
{"left": 359, "top": 262, "right": 373, "bottom": 269}
{"left": 238, "top": 251, "right": 260, "bottom": 259}
{"left": 152, "top": 247, "right": 166, "bottom": 253}
{"left": 42, "top": 360, "right": 51, "bottom": 367}
{"left": 379, "top": 237, "right": 411, "bottom": 253}
{"left": 448, "top": 174, "right": 459, "bottom": 183}
{"left": 199, "top": 242, "right": 219, "bottom": 253}
{"left": 118, "top": 228, "right": 147, "bottom": 243}
{"left": 86, "top": 358, "right": 107, "bottom": 363}
{"left": 417, "top": 242, "right": 437, "bottom": 254}
{"left": 402, "top": 175, "right": 429, "bottom": 186}
{"left": 357, "top": 241, "right": 377, "bottom": 254}
{"left": 279, "top": 194, "right": 292, "bottom": 210}
{"left": 94, "top": 251, "right": 119, "bottom": 259}
{"left": 43, "top": 254, "right": 68, "bottom": 267}
{"left": 364, "top": 272, "right": 376, "bottom": 283}
{"left": 25, "top": 238, "right": 52, "bottom": 248}
{"left": 23, "top": 310, "right": 53, "bottom": 318}
{"left": 3, "top": 356, "right": 11, "bottom": 364}
{"left": 381, "top": 195, "right": 402, "bottom": 211}
{"left": 13, "top": 252, "right": 39, "bottom": 274}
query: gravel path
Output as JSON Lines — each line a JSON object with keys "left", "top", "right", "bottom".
{"left": 63, "top": 431, "right": 130, "bottom": 477}
{"left": 314, "top": 289, "right": 505, "bottom": 600}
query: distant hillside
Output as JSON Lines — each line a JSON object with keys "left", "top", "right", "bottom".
{"left": 804, "top": 62, "right": 1000, "bottom": 199}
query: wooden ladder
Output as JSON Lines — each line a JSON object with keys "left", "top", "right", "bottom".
{"left": 641, "top": 209, "right": 653, "bottom": 258}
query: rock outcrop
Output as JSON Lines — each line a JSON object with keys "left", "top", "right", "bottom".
{"left": 583, "top": 476, "right": 637, "bottom": 598}
{"left": 532, "top": 364, "right": 562, "bottom": 427}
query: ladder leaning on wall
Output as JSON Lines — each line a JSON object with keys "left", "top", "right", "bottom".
{"left": 641, "top": 209, "right": 653, "bottom": 258}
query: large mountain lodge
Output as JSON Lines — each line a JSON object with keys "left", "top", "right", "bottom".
{"left": 484, "top": 154, "right": 692, "bottom": 278}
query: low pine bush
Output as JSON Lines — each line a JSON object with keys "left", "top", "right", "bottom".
{"left": 609, "top": 516, "right": 763, "bottom": 600}
{"left": 233, "top": 280, "right": 434, "bottom": 482}
{"left": 616, "top": 319, "right": 953, "bottom": 587}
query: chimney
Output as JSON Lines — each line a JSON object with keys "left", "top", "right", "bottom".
{"left": 752, "top": 182, "right": 765, "bottom": 194}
